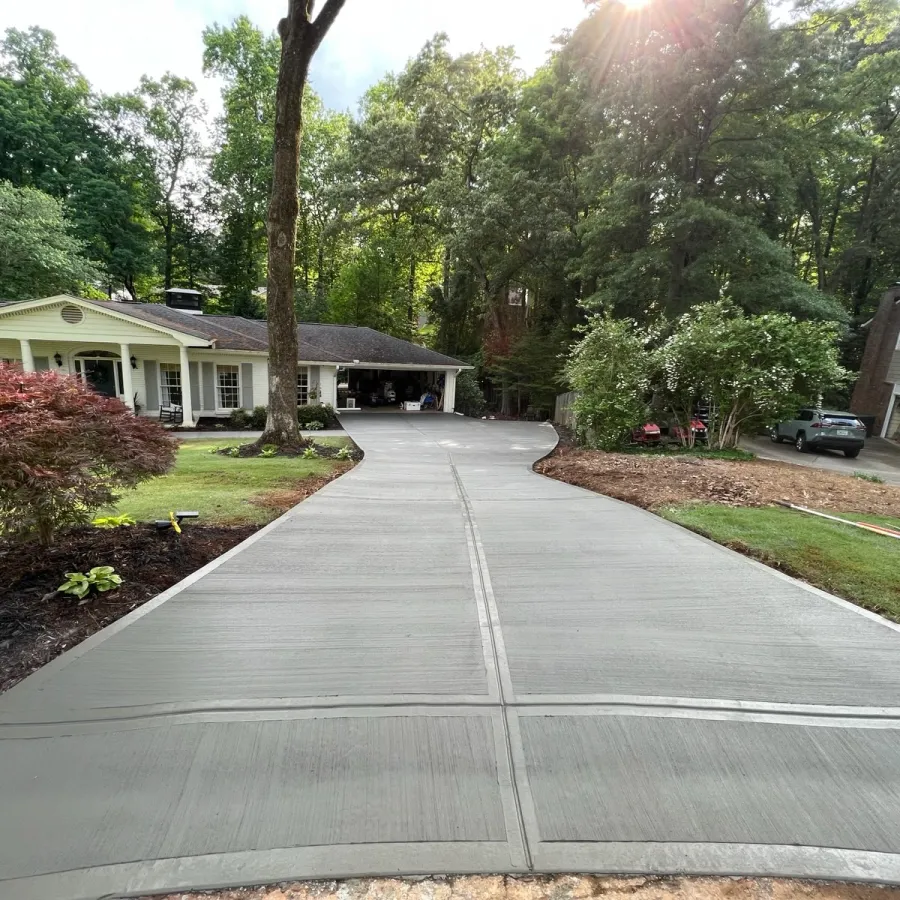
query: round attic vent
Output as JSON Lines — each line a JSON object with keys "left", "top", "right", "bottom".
{"left": 61, "top": 305, "right": 84, "bottom": 325}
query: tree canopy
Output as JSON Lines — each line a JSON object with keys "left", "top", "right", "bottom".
{"left": 1, "top": 0, "right": 898, "bottom": 409}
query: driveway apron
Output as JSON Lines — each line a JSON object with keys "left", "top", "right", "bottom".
{"left": 2, "top": 415, "right": 900, "bottom": 899}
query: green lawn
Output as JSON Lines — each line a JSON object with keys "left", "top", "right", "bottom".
{"left": 109, "top": 439, "right": 346, "bottom": 526}
{"left": 659, "top": 503, "right": 900, "bottom": 621}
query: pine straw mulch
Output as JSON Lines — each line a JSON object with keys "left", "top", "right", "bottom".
{"left": 536, "top": 445, "right": 900, "bottom": 518}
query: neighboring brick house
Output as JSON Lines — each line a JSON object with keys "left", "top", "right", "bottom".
{"left": 851, "top": 283, "right": 900, "bottom": 438}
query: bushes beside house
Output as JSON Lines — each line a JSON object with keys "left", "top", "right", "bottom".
{"left": 455, "top": 370, "right": 487, "bottom": 418}
{"left": 229, "top": 406, "right": 268, "bottom": 429}
{"left": 226, "top": 405, "right": 338, "bottom": 430}
{"left": 228, "top": 408, "right": 251, "bottom": 429}
{"left": 0, "top": 365, "right": 177, "bottom": 545}
{"left": 298, "top": 404, "right": 338, "bottom": 429}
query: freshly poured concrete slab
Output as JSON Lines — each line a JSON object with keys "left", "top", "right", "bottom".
{"left": 4, "top": 413, "right": 900, "bottom": 896}
{"left": 468, "top": 491, "right": 900, "bottom": 707}
{"left": 516, "top": 711, "right": 900, "bottom": 879}
{"left": 0, "top": 710, "right": 525, "bottom": 896}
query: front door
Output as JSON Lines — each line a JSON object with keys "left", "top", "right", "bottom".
{"left": 75, "top": 358, "right": 121, "bottom": 398}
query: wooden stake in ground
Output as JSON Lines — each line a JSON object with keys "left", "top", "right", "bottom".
{"left": 262, "top": 0, "right": 347, "bottom": 447}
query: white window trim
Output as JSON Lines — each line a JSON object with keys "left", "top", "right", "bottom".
{"left": 216, "top": 363, "right": 242, "bottom": 412}
{"left": 158, "top": 362, "right": 183, "bottom": 409}
{"left": 297, "top": 365, "right": 310, "bottom": 407}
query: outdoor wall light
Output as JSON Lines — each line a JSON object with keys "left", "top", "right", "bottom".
{"left": 53, "top": 353, "right": 63, "bottom": 367}
{"left": 130, "top": 355, "right": 138, "bottom": 369}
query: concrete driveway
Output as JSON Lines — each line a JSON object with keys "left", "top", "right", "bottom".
{"left": 743, "top": 433, "right": 900, "bottom": 485}
{"left": 3, "top": 415, "right": 900, "bottom": 899}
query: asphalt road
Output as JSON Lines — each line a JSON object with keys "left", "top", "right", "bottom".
{"left": 2, "top": 415, "right": 900, "bottom": 900}
{"left": 743, "top": 433, "right": 900, "bottom": 485}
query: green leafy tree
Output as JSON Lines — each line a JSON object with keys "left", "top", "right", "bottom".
{"left": 204, "top": 16, "right": 280, "bottom": 315}
{"left": 0, "top": 27, "right": 157, "bottom": 298}
{"left": 0, "top": 27, "right": 94, "bottom": 196}
{"left": 296, "top": 95, "right": 352, "bottom": 319}
{"left": 115, "top": 74, "right": 206, "bottom": 291}
{"left": 568, "top": 0, "right": 854, "bottom": 322}
{"left": 0, "top": 181, "right": 99, "bottom": 299}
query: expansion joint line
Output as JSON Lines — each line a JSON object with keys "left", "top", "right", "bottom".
{"left": 448, "top": 456, "right": 533, "bottom": 870}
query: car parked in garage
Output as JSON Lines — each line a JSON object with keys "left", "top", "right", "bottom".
{"left": 770, "top": 409, "right": 867, "bottom": 458}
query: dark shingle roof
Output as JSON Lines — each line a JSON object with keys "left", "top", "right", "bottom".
{"left": 0, "top": 298, "right": 468, "bottom": 367}
{"left": 302, "top": 324, "right": 466, "bottom": 367}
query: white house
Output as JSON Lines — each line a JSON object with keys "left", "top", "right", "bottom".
{"left": 0, "top": 291, "right": 470, "bottom": 425}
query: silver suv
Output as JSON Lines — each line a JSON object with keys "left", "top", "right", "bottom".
{"left": 770, "top": 409, "right": 866, "bottom": 458}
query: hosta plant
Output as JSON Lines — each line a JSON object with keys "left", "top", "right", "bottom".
{"left": 58, "top": 566, "right": 123, "bottom": 602}
{"left": 92, "top": 514, "right": 136, "bottom": 529}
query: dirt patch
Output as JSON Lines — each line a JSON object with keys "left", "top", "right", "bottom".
{"left": 536, "top": 446, "right": 900, "bottom": 518}
{"left": 146, "top": 875, "right": 900, "bottom": 900}
{"left": 250, "top": 466, "right": 353, "bottom": 509}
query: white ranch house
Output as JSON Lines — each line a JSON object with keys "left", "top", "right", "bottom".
{"left": 0, "top": 291, "right": 469, "bottom": 424}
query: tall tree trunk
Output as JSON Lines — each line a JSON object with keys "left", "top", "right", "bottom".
{"left": 261, "top": 0, "right": 346, "bottom": 446}
{"left": 501, "top": 376, "right": 513, "bottom": 417}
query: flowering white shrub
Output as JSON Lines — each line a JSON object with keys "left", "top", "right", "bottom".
{"left": 655, "top": 302, "right": 849, "bottom": 448}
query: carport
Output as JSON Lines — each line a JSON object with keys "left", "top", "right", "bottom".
{"left": 304, "top": 326, "right": 469, "bottom": 414}
{"left": 337, "top": 365, "right": 458, "bottom": 411}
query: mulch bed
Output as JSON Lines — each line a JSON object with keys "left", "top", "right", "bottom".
{"left": 0, "top": 524, "right": 256, "bottom": 694}
{"left": 217, "top": 441, "right": 364, "bottom": 461}
{"left": 536, "top": 445, "right": 900, "bottom": 518}
{"left": 186, "top": 418, "right": 345, "bottom": 434}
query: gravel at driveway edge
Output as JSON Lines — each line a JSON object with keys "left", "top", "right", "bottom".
{"left": 147, "top": 874, "right": 900, "bottom": 900}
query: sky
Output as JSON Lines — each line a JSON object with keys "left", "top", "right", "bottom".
{"left": 0, "top": 0, "right": 590, "bottom": 115}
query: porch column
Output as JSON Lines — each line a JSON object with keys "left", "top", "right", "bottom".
{"left": 444, "top": 369, "right": 458, "bottom": 414}
{"left": 179, "top": 345, "right": 195, "bottom": 426}
{"left": 19, "top": 339, "right": 35, "bottom": 373}
{"left": 119, "top": 343, "right": 135, "bottom": 412}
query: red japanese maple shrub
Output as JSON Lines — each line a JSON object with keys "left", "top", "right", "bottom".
{"left": 0, "top": 364, "right": 178, "bottom": 545}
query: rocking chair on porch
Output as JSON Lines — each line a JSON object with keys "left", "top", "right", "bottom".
{"left": 159, "top": 405, "right": 183, "bottom": 425}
